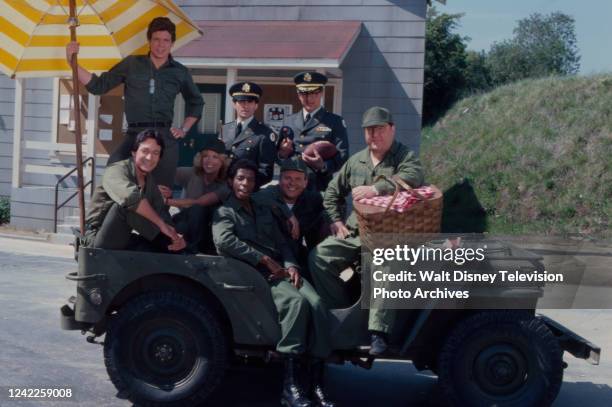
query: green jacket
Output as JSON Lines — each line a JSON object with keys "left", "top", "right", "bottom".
{"left": 324, "top": 140, "right": 424, "bottom": 229}
{"left": 212, "top": 195, "right": 299, "bottom": 271}
{"left": 85, "top": 158, "right": 168, "bottom": 230}
{"left": 86, "top": 54, "right": 203, "bottom": 124}
{"left": 254, "top": 185, "right": 326, "bottom": 250}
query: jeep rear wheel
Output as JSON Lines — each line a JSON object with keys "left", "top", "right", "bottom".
{"left": 438, "top": 311, "right": 563, "bottom": 407}
{"left": 104, "top": 291, "right": 228, "bottom": 406}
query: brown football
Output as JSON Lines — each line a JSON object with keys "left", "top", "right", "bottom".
{"left": 303, "top": 140, "right": 338, "bottom": 160}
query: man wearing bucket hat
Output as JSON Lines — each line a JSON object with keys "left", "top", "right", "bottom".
{"left": 308, "top": 106, "right": 424, "bottom": 356}
{"left": 278, "top": 71, "right": 349, "bottom": 191}
{"left": 222, "top": 81, "right": 277, "bottom": 188}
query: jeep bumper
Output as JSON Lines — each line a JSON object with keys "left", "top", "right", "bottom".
{"left": 60, "top": 301, "right": 92, "bottom": 331}
{"left": 538, "top": 314, "right": 601, "bottom": 365}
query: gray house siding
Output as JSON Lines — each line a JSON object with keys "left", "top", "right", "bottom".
{"left": 176, "top": 0, "right": 426, "bottom": 152}
{"left": 3, "top": 0, "right": 428, "bottom": 231}
{"left": 0, "top": 75, "right": 15, "bottom": 197}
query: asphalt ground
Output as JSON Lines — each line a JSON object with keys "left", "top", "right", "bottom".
{"left": 0, "top": 235, "right": 610, "bottom": 406}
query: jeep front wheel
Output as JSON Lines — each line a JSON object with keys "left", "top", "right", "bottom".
{"left": 438, "top": 311, "right": 563, "bottom": 407}
{"left": 104, "top": 291, "right": 228, "bottom": 406}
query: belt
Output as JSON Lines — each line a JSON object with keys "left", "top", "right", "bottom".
{"left": 128, "top": 121, "right": 172, "bottom": 128}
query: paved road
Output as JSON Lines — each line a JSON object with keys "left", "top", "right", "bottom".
{"left": 0, "top": 236, "right": 610, "bottom": 406}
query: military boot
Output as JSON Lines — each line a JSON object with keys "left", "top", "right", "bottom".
{"left": 310, "top": 359, "right": 335, "bottom": 407}
{"left": 281, "top": 357, "right": 312, "bottom": 407}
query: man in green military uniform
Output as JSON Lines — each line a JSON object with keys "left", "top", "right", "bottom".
{"left": 83, "top": 130, "right": 186, "bottom": 252}
{"left": 278, "top": 72, "right": 349, "bottom": 191}
{"left": 222, "top": 82, "right": 276, "bottom": 188}
{"left": 255, "top": 157, "right": 329, "bottom": 271}
{"left": 66, "top": 17, "right": 204, "bottom": 188}
{"left": 213, "top": 159, "right": 335, "bottom": 407}
{"left": 309, "top": 107, "right": 424, "bottom": 356}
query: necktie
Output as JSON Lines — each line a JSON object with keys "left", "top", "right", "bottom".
{"left": 235, "top": 122, "right": 243, "bottom": 138}
{"left": 304, "top": 113, "right": 311, "bottom": 124}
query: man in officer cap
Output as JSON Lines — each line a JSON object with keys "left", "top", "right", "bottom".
{"left": 278, "top": 71, "right": 349, "bottom": 191}
{"left": 222, "top": 82, "right": 277, "bottom": 188}
{"left": 309, "top": 106, "right": 424, "bottom": 356}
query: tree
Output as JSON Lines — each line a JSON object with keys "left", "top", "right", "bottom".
{"left": 487, "top": 12, "right": 580, "bottom": 85}
{"left": 463, "top": 50, "right": 492, "bottom": 94}
{"left": 423, "top": 8, "right": 468, "bottom": 124}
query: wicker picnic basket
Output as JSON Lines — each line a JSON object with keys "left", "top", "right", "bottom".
{"left": 353, "top": 175, "right": 443, "bottom": 249}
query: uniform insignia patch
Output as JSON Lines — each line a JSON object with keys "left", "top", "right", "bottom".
{"left": 315, "top": 126, "right": 332, "bottom": 132}
{"left": 242, "top": 83, "right": 251, "bottom": 93}
{"left": 304, "top": 72, "right": 312, "bottom": 82}
{"left": 270, "top": 132, "right": 277, "bottom": 143}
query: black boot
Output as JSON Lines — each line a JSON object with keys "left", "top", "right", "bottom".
{"left": 281, "top": 357, "right": 312, "bottom": 407}
{"left": 310, "top": 359, "right": 335, "bottom": 407}
{"left": 369, "top": 331, "right": 388, "bottom": 356}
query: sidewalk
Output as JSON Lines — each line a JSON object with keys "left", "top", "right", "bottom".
{"left": 0, "top": 231, "right": 73, "bottom": 259}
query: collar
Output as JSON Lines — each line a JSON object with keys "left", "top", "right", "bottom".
{"left": 147, "top": 52, "right": 176, "bottom": 68}
{"left": 226, "top": 194, "right": 253, "bottom": 213}
{"left": 237, "top": 116, "right": 254, "bottom": 128}
{"left": 303, "top": 106, "right": 322, "bottom": 120}
{"left": 358, "top": 140, "right": 401, "bottom": 165}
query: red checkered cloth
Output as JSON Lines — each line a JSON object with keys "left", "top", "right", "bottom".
{"left": 356, "top": 186, "right": 436, "bottom": 213}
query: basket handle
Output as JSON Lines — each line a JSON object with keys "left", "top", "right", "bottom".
{"left": 371, "top": 175, "right": 401, "bottom": 214}
{"left": 392, "top": 175, "right": 426, "bottom": 201}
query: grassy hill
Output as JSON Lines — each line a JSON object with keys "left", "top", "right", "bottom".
{"left": 421, "top": 74, "right": 611, "bottom": 237}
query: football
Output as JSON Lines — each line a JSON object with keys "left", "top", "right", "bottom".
{"left": 303, "top": 140, "right": 338, "bottom": 160}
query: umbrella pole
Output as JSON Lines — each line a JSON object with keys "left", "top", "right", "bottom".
{"left": 69, "top": 0, "right": 86, "bottom": 233}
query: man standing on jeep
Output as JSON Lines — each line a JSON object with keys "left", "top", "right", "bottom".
{"left": 66, "top": 17, "right": 204, "bottom": 189}
{"left": 83, "top": 129, "right": 186, "bottom": 252}
{"left": 309, "top": 106, "right": 424, "bottom": 356}
{"left": 212, "top": 159, "right": 335, "bottom": 407}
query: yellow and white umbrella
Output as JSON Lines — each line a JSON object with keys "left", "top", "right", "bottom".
{"left": 0, "top": 0, "right": 202, "bottom": 232}
{"left": 0, "top": 0, "right": 202, "bottom": 78}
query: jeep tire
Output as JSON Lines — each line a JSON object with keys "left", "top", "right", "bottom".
{"left": 104, "top": 291, "right": 228, "bottom": 406}
{"left": 438, "top": 310, "right": 563, "bottom": 407}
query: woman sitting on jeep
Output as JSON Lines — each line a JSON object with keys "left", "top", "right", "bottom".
{"left": 159, "top": 137, "right": 230, "bottom": 253}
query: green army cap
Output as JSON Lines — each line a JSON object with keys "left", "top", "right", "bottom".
{"left": 198, "top": 136, "right": 226, "bottom": 154}
{"left": 280, "top": 157, "right": 310, "bottom": 174}
{"left": 361, "top": 106, "right": 394, "bottom": 128}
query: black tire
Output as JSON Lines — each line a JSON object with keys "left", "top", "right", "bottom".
{"left": 103, "top": 291, "right": 228, "bottom": 407}
{"left": 438, "top": 311, "right": 563, "bottom": 407}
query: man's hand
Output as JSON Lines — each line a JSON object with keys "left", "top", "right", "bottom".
{"left": 66, "top": 41, "right": 79, "bottom": 63}
{"left": 302, "top": 149, "right": 324, "bottom": 171}
{"left": 287, "top": 267, "right": 302, "bottom": 288}
{"left": 287, "top": 215, "right": 300, "bottom": 240}
{"left": 170, "top": 127, "right": 187, "bottom": 139}
{"left": 260, "top": 256, "right": 287, "bottom": 280}
{"left": 330, "top": 220, "right": 350, "bottom": 239}
{"left": 158, "top": 185, "right": 173, "bottom": 199}
{"left": 168, "top": 235, "right": 186, "bottom": 252}
{"left": 158, "top": 222, "right": 180, "bottom": 242}
{"left": 352, "top": 185, "right": 378, "bottom": 201}
{"left": 278, "top": 138, "right": 294, "bottom": 159}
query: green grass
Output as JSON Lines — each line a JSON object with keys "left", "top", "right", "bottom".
{"left": 421, "top": 74, "right": 612, "bottom": 237}
{"left": 0, "top": 197, "right": 9, "bottom": 225}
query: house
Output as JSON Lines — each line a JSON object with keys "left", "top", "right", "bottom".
{"left": 0, "top": 0, "right": 442, "bottom": 232}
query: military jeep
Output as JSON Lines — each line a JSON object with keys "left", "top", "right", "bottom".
{"left": 61, "top": 240, "right": 600, "bottom": 407}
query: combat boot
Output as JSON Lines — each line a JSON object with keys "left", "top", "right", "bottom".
{"left": 310, "top": 359, "right": 335, "bottom": 407}
{"left": 281, "top": 357, "right": 312, "bottom": 407}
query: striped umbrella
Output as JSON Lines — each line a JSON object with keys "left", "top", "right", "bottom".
{"left": 0, "top": 0, "right": 202, "bottom": 78}
{"left": 0, "top": 0, "right": 202, "bottom": 232}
